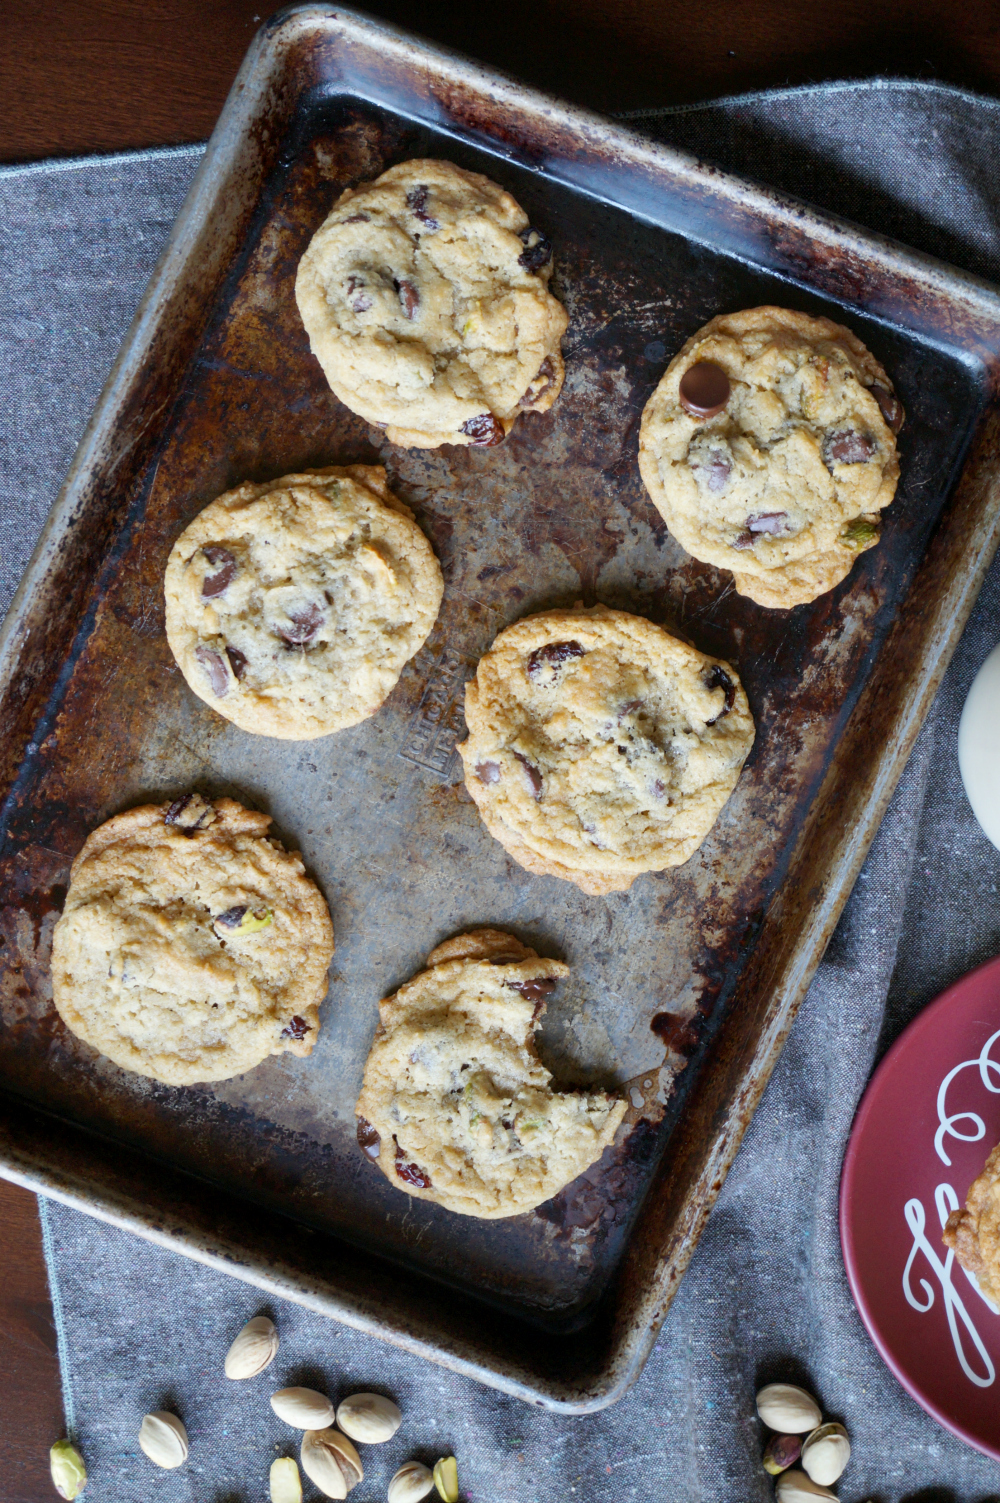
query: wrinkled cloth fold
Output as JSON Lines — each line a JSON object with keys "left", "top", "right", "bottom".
{"left": 5, "top": 79, "right": 1000, "bottom": 1500}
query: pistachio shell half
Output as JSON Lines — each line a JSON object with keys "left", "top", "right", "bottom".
{"left": 388, "top": 1461, "right": 435, "bottom": 1503}
{"left": 138, "top": 1411, "right": 189, "bottom": 1469}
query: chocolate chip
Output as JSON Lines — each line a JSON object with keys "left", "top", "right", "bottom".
{"left": 476, "top": 760, "right": 501, "bottom": 785}
{"left": 195, "top": 644, "right": 230, "bottom": 697}
{"left": 870, "top": 383, "right": 905, "bottom": 434}
{"left": 518, "top": 355, "right": 557, "bottom": 408}
{"left": 703, "top": 664, "right": 736, "bottom": 724}
{"left": 226, "top": 645, "right": 248, "bottom": 681}
{"left": 277, "top": 603, "right": 325, "bottom": 646}
{"left": 489, "top": 952, "right": 527, "bottom": 965}
{"left": 747, "top": 511, "right": 791, "bottom": 537}
{"left": 405, "top": 184, "right": 440, "bottom": 230}
{"left": 460, "top": 413, "right": 505, "bottom": 446}
{"left": 692, "top": 450, "right": 732, "bottom": 492}
{"left": 526, "top": 640, "right": 585, "bottom": 682}
{"left": 732, "top": 529, "right": 754, "bottom": 550}
{"left": 346, "top": 275, "right": 372, "bottom": 313}
{"left": 201, "top": 545, "right": 236, "bottom": 598}
{"left": 394, "top": 277, "right": 419, "bottom": 318}
{"left": 393, "top": 1136, "right": 432, "bottom": 1188}
{"left": 514, "top": 752, "right": 543, "bottom": 799}
{"left": 505, "top": 977, "right": 558, "bottom": 1003}
{"left": 823, "top": 428, "right": 876, "bottom": 467}
{"left": 281, "top": 1015, "right": 310, "bottom": 1040}
{"left": 518, "top": 227, "right": 552, "bottom": 272}
{"left": 679, "top": 361, "right": 731, "bottom": 419}
{"left": 164, "top": 792, "right": 215, "bottom": 832}
{"left": 215, "top": 905, "right": 248, "bottom": 930}
{"left": 342, "top": 213, "right": 370, "bottom": 224}
{"left": 357, "top": 1117, "right": 381, "bottom": 1159}
{"left": 651, "top": 778, "right": 666, "bottom": 799}
{"left": 617, "top": 699, "right": 644, "bottom": 721}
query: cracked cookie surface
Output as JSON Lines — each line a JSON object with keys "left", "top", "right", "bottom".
{"left": 457, "top": 606, "right": 754, "bottom": 895}
{"left": 943, "top": 1141, "right": 1000, "bottom": 1305}
{"left": 354, "top": 928, "right": 625, "bottom": 1219}
{"left": 294, "top": 158, "right": 568, "bottom": 449}
{"left": 638, "top": 306, "right": 903, "bottom": 609}
{"left": 51, "top": 796, "right": 334, "bottom": 1086}
{"left": 164, "top": 465, "right": 443, "bottom": 739}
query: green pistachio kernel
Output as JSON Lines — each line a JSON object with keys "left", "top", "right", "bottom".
{"left": 841, "top": 518, "right": 879, "bottom": 552}
{"left": 50, "top": 1440, "right": 87, "bottom": 1500}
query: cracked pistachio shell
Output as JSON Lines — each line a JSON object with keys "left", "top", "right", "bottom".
{"left": 271, "top": 1387, "right": 336, "bottom": 1429}
{"left": 225, "top": 1315, "right": 279, "bottom": 1379}
{"left": 270, "top": 1456, "right": 303, "bottom": 1503}
{"left": 138, "top": 1412, "right": 189, "bottom": 1469}
{"left": 775, "top": 1469, "right": 839, "bottom": 1502}
{"left": 433, "top": 1456, "right": 459, "bottom": 1503}
{"left": 336, "top": 1392, "right": 402, "bottom": 1445}
{"left": 388, "top": 1461, "right": 435, "bottom": 1503}
{"left": 801, "top": 1424, "right": 850, "bottom": 1487}
{"left": 50, "top": 1439, "right": 87, "bottom": 1500}
{"left": 301, "top": 1429, "right": 363, "bottom": 1499}
{"left": 755, "top": 1383, "right": 822, "bottom": 1434}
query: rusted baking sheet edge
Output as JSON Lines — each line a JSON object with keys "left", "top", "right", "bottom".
{"left": 2, "top": 3, "right": 1000, "bottom": 1411}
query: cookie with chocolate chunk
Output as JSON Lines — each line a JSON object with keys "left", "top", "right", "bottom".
{"left": 164, "top": 465, "right": 443, "bottom": 739}
{"left": 51, "top": 797, "right": 334, "bottom": 1086}
{"left": 457, "top": 606, "right": 754, "bottom": 895}
{"left": 354, "top": 928, "right": 625, "bottom": 1218}
{"left": 294, "top": 159, "right": 568, "bottom": 449}
{"left": 638, "top": 306, "right": 903, "bottom": 609}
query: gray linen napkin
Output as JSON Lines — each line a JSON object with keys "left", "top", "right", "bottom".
{"left": 7, "top": 80, "right": 1000, "bottom": 1501}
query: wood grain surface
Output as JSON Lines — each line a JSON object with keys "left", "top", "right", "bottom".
{"left": 3, "top": 1, "right": 1000, "bottom": 1495}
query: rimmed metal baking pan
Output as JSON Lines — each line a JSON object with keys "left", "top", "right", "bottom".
{"left": 2, "top": 3, "right": 1000, "bottom": 1412}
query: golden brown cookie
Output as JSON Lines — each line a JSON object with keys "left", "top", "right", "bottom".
{"left": 943, "top": 1142, "right": 1000, "bottom": 1304}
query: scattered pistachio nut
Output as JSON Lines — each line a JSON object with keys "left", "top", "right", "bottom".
{"left": 763, "top": 1434, "right": 802, "bottom": 1475}
{"left": 755, "top": 1383, "right": 822, "bottom": 1434}
{"left": 301, "top": 1428, "right": 363, "bottom": 1499}
{"left": 433, "top": 1456, "right": 459, "bottom": 1503}
{"left": 271, "top": 1387, "right": 336, "bottom": 1429}
{"left": 270, "top": 1456, "right": 304, "bottom": 1503}
{"left": 50, "top": 1439, "right": 87, "bottom": 1500}
{"left": 774, "top": 1468, "right": 839, "bottom": 1501}
{"left": 801, "top": 1423, "right": 851, "bottom": 1487}
{"left": 841, "top": 517, "right": 879, "bottom": 551}
{"left": 388, "top": 1460, "right": 435, "bottom": 1503}
{"left": 224, "top": 1314, "right": 279, "bottom": 1379}
{"left": 138, "top": 1411, "right": 189, "bottom": 1469}
{"left": 336, "top": 1392, "right": 402, "bottom": 1444}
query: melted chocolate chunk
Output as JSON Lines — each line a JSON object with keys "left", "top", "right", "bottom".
{"left": 164, "top": 793, "right": 214, "bottom": 832}
{"left": 195, "top": 645, "right": 230, "bottom": 697}
{"left": 870, "top": 383, "right": 905, "bottom": 434}
{"left": 617, "top": 699, "right": 644, "bottom": 721}
{"left": 394, "top": 1137, "right": 432, "bottom": 1188}
{"left": 405, "top": 184, "right": 440, "bottom": 230}
{"left": 357, "top": 1117, "right": 381, "bottom": 1160}
{"left": 277, "top": 603, "right": 324, "bottom": 646}
{"left": 215, "top": 905, "right": 248, "bottom": 930}
{"left": 731, "top": 529, "right": 754, "bottom": 550}
{"left": 692, "top": 450, "right": 732, "bottom": 493}
{"left": 747, "top": 511, "right": 791, "bottom": 537}
{"left": 395, "top": 277, "right": 420, "bottom": 318}
{"left": 460, "top": 413, "right": 505, "bottom": 446}
{"left": 281, "top": 1015, "right": 310, "bottom": 1041}
{"left": 505, "top": 976, "right": 558, "bottom": 1004}
{"left": 823, "top": 428, "right": 876, "bottom": 467}
{"left": 201, "top": 545, "right": 236, "bottom": 598}
{"left": 342, "top": 213, "right": 370, "bottom": 224}
{"left": 518, "top": 227, "right": 552, "bottom": 272}
{"left": 476, "top": 760, "right": 502, "bottom": 785}
{"left": 679, "top": 361, "right": 730, "bottom": 418}
{"left": 703, "top": 664, "right": 736, "bottom": 724}
{"left": 526, "top": 639, "right": 585, "bottom": 682}
{"left": 514, "top": 752, "right": 543, "bottom": 799}
{"left": 518, "top": 355, "right": 558, "bottom": 409}
{"left": 346, "top": 275, "right": 372, "bottom": 313}
{"left": 651, "top": 778, "right": 666, "bottom": 800}
{"left": 226, "top": 645, "right": 248, "bottom": 681}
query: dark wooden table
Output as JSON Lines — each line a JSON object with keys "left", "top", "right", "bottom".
{"left": 4, "top": 2, "right": 1000, "bottom": 1496}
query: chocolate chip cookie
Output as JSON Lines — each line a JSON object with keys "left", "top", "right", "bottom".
{"left": 164, "top": 465, "right": 443, "bottom": 739}
{"left": 294, "top": 159, "right": 568, "bottom": 449}
{"left": 943, "top": 1141, "right": 1000, "bottom": 1305}
{"left": 457, "top": 605, "right": 754, "bottom": 895}
{"left": 638, "top": 306, "right": 903, "bottom": 609}
{"left": 51, "top": 796, "right": 334, "bottom": 1086}
{"left": 354, "top": 928, "right": 625, "bottom": 1218}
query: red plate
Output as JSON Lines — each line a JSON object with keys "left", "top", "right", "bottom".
{"left": 841, "top": 954, "right": 1000, "bottom": 1459}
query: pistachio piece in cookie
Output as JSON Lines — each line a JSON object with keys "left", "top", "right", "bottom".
{"left": 164, "top": 464, "right": 443, "bottom": 739}
{"left": 51, "top": 796, "right": 334, "bottom": 1086}
{"left": 638, "top": 305, "right": 903, "bottom": 609}
{"left": 354, "top": 928, "right": 625, "bottom": 1218}
{"left": 294, "top": 159, "right": 568, "bottom": 449}
{"left": 458, "top": 606, "right": 754, "bottom": 895}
